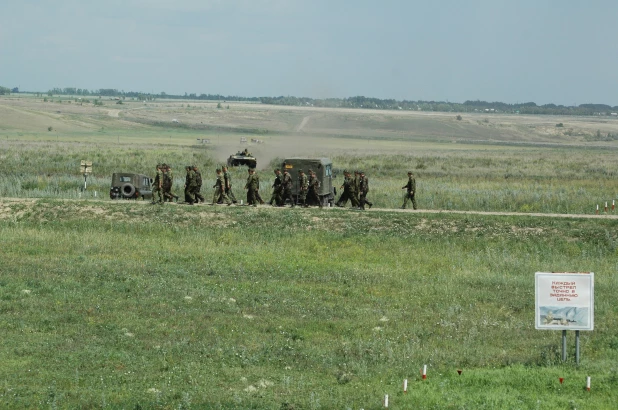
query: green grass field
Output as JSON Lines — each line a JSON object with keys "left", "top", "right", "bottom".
{"left": 1, "top": 96, "right": 618, "bottom": 408}
{"left": 1, "top": 201, "right": 617, "bottom": 408}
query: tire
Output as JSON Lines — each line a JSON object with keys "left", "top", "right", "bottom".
{"left": 121, "top": 183, "right": 136, "bottom": 198}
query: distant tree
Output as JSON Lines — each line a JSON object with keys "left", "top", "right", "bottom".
{"left": 456, "top": 115, "right": 462, "bottom": 121}
{"left": 48, "top": 126, "right": 52, "bottom": 131}
{"left": 217, "top": 102, "right": 222, "bottom": 109}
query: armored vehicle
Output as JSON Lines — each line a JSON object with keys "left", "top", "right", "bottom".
{"left": 227, "top": 149, "right": 257, "bottom": 168}
{"left": 281, "top": 157, "right": 336, "bottom": 206}
{"left": 110, "top": 173, "right": 153, "bottom": 200}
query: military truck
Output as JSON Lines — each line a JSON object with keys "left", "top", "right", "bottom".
{"left": 227, "top": 149, "right": 257, "bottom": 168}
{"left": 109, "top": 172, "right": 153, "bottom": 200}
{"left": 281, "top": 158, "right": 336, "bottom": 206}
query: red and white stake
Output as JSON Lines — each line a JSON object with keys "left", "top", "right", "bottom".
{"left": 559, "top": 377, "right": 564, "bottom": 384}
{"left": 613, "top": 200, "right": 615, "bottom": 211}
{"left": 422, "top": 365, "right": 427, "bottom": 380}
{"left": 586, "top": 376, "right": 591, "bottom": 391}
{"left": 403, "top": 379, "right": 408, "bottom": 393}
{"left": 384, "top": 394, "right": 389, "bottom": 408}
{"left": 605, "top": 202, "right": 608, "bottom": 212}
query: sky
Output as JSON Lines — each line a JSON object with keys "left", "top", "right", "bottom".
{"left": 1, "top": 0, "right": 617, "bottom": 106}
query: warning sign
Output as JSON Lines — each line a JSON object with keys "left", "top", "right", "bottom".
{"left": 535, "top": 272, "right": 594, "bottom": 330}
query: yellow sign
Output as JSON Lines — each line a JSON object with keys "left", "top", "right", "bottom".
{"left": 284, "top": 164, "right": 293, "bottom": 169}
{"left": 80, "top": 160, "right": 93, "bottom": 174}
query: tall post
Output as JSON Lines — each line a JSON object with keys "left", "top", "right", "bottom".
{"left": 575, "top": 330, "right": 579, "bottom": 365}
{"left": 562, "top": 330, "right": 567, "bottom": 362}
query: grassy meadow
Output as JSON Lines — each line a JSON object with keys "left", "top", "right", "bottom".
{"left": 1, "top": 95, "right": 618, "bottom": 408}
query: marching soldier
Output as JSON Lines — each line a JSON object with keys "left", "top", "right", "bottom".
{"left": 269, "top": 169, "right": 283, "bottom": 206}
{"left": 245, "top": 168, "right": 259, "bottom": 206}
{"left": 151, "top": 163, "right": 163, "bottom": 204}
{"left": 353, "top": 170, "right": 361, "bottom": 206}
{"left": 222, "top": 165, "right": 237, "bottom": 204}
{"left": 358, "top": 171, "right": 373, "bottom": 210}
{"left": 401, "top": 171, "right": 417, "bottom": 210}
{"left": 281, "top": 169, "right": 294, "bottom": 207}
{"left": 162, "top": 164, "right": 178, "bottom": 202}
{"left": 193, "top": 165, "right": 205, "bottom": 203}
{"left": 307, "top": 170, "right": 322, "bottom": 208}
{"left": 212, "top": 168, "right": 232, "bottom": 205}
{"left": 184, "top": 165, "right": 197, "bottom": 205}
{"left": 297, "top": 169, "right": 309, "bottom": 207}
{"left": 336, "top": 170, "right": 359, "bottom": 208}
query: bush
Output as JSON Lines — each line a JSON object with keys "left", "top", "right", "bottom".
{"left": 555, "top": 123, "right": 564, "bottom": 127}
{"left": 456, "top": 115, "right": 462, "bottom": 121}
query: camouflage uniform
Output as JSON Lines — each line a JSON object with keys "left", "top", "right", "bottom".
{"left": 222, "top": 166, "right": 237, "bottom": 203}
{"left": 184, "top": 166, "right": 197, "bottom": 205}
{"left": 358, "top": 171, "right": 373, "bottom": 210}
{"left": 245, "top": 169, "right": 259, "bottom": 206}
{"left": 162, "top": 165, "right": 178, "bottom": 202}
{"left": 298, "top": 170, "right": 309, "bottom": 207}
{"left": 336, "top": 171, "right": 359, "bottom": 208}
{"left": 353, "top": 171, "right": 361, "bottom": 206}
{"left": 269, "top": 169, "right": 283, "bottom": 206}
{"left": 281, "top": 170, "right": 294, "bottom": 207}
{"left": 307, "top": 171, "right": 322, "bottom": 208}
{"left": 401, "top": 172, "right": 417, "bottom": 210}
{"left": 152, "top": 164, "right": 163, "bottom": 204}
{"left": 213, "top": 169, "right": 232, "bottom": 205}
{"left": 193, "top": 166, "right": 205, "bottom": 203}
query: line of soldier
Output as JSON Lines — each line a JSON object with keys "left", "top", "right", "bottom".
{"left": 152, "top": 163, "right": 417, "bottom": 209}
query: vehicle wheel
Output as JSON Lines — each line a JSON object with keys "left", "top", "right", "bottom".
{"left": 121, "top": 183, "right": 136, "bottom": 198}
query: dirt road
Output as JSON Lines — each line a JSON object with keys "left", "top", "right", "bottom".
{"left": 1, "top": 198, "right": 615, "bottom": 220}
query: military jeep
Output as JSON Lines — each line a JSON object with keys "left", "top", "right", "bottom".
{"left": 110, "top": 173, "right": 153, "bottom": 200}
{"left": 227, "top": 150, "right": 257, "bottom": 168}
{"left": 281, "top": 158, "right": 336, "bottom": 206}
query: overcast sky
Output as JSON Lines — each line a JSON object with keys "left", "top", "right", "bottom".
{"left": 1, "top": 0, "right": 617, "bottom": 105}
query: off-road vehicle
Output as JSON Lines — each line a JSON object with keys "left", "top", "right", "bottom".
{"left": 227, "top": 150, "right": 257, "bottom": 168}
{"left": 110, "top": 173, "right": 153, "bottom": 200}
{"left": 281, "top": 157, "right": 336, "bottom": 206}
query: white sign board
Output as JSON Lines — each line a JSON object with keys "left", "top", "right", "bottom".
{"left": 535, "top": 272, "right": 594, "bottom": 330}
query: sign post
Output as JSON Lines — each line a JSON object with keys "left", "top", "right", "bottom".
{"left": 535, "top": 272, "right": 594, "bottom": 364}
{"left": 80, "top": 160, "right": 93, "bottom": 191}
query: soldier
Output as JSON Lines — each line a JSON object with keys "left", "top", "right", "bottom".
{"left": 151, "top": 163, "right": 163, "bottom": 204}
{"left": 353, "top": 170, "right": 361, "bottom": 206}
{"left": 193, "top": 165, "right": 205, "bottom": 203}
{"left": 336, "top": 170, "right": 359, "bottom": 208}
{"left": 401, "top": 171, "right": 417, "bottom": 210}
{"left": 358, "top": 171, "right": 373, "bottom": 210}
{"left": 254, "top": 170, "right": 265, "bottom": 205}
{"left": 269, "top": 168, "right": 283, "bottom": 206}
{"left": 184, "top": 165, "right": 197, "bottom": 205}
{"left": 245, "top": 168, "right": 259, "bottom": 206}
{"left": 281, "top": 169, "right": 294, "bottom": 207}
{"left": 162, "top": 164, "right": 178, "bottom": 202}
{"left": 307, "top": 170, "right": 323, "bottom": 208}
{"left": 222, "top": 165, "right": 237, "bottom": 204}
{"left": 297, "top": 169, "right": 309, "bottom": 207}
{"left": 212, "top": 168, "right": 232, "bottom": 205}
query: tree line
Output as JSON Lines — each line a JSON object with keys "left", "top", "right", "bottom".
{"left": 3, "top": 85, "right": 618, "bottom": 116}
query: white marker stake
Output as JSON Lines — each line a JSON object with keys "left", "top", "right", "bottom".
{"left": 596, "top": 204, "right": 599, "bottom": 214}
{"left": 422, "top": 365, "right": 427, "bottom": 380}
{"left": 613, "top": 200, "right": 615, "bottom": 211}
{"left": 586, "top": 376, "right": 591, "bottom": 391}
{"left": 605, "top": 202, "right": 608, "bottom": 212}
{"left": 384, "top": 394, "right": 389, "bottom": 408}
{"left": 403, "top": 379, "right": 408, "bottom": 393}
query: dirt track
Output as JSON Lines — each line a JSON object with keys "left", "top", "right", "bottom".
{"left": 1, "top": 198, "right": 616, "bottom": 220}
